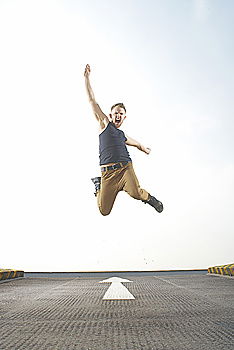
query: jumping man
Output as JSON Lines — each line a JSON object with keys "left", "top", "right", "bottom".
{"left": 84, "top": 64, "right": 163, "bottom": 216}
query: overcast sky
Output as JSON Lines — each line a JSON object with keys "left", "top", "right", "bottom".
{"left": 0, "top": 0, "right": 233, "bottom": 272}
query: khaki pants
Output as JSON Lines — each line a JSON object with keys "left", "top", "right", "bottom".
{"left": 97, "top": 162, "right": 149, "bottom": 216}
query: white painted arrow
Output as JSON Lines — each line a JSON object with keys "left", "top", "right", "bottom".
{"left": 99, "top": 277, "right": 135, "bottom": 300}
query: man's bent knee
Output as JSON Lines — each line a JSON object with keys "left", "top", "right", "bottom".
{"left": 98, "top": 206, "right": 112, "bottom": 216}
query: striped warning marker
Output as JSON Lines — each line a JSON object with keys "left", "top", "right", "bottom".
{"left": 208, "top": 263, "right": 234, "bottom": 277}
{"left": 0, "top": 269, "right": 24, "bottom": 281}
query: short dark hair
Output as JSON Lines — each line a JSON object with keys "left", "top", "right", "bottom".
{"left": 111, "top": 103, "right": 126, "bottom": 113}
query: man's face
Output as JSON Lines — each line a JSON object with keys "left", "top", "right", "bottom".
{"left": 109, "top": 106, "right": 126, "bottom": 128}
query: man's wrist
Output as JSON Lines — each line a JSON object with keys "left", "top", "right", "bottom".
{"left": 137, "top": 144, "right": 143, "bottom": 151}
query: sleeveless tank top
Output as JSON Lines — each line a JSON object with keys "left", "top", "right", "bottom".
{"left": 99, "top": 122, "right": 132, "bottom": 165}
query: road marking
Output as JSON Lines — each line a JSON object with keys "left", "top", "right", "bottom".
{"left": 99, "top": 277, "right": 135, "bottom": 300}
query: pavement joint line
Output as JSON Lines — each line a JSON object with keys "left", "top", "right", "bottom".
{"left": 0, "top": 277, "right": 25, "bottom": 284}
{"left": 32, "top": 277, "right": 81, "bottom": 301}
{"left": 153, "top": 275, "right": 234, "bottom": 311}
{"left": 0, "top": 276, "right": 81, "bottom": 319}
{"left": 153, "top": 274, "right": 234, "bottom": 335}
{"left": 153, "top": 275, "right": 193, "bottom": 291}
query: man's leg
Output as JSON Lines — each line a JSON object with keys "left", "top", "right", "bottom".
{"left": 122, "top": 163, "right": 149, "bottom": 201}
{"left": 122, "top": 163, "right": 163, "bottom": 213}
{"left": 96, "top": 173, "right": 119, "bottom": 216}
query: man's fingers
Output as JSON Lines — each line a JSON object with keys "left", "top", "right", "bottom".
{"left": 146, "top": 148, "right": 151, "bottom": 154}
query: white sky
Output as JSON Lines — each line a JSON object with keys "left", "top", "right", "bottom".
{"left": 0, "top": 0, "right": 233, "bottom": 271}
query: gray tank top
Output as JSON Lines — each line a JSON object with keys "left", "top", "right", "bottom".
{"left": 99, "top": 122, "right": 132, "bottom": 165}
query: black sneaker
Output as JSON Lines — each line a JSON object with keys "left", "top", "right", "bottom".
{"left": 91, "top": 177, "right": 101, "bottom": 196}
{"left": 142, "top": 194, "right": 163, "bottom": 213}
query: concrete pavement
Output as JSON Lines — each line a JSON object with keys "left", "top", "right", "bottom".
{"left": 0, "top": 273, "right": 233, "bottom": 350}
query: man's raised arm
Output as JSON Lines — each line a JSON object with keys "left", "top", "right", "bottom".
{"left": 84, "top": 64, "right": 108, "bottom": 126}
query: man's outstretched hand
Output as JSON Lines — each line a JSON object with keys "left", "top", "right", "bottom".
{"left": 138, "top": 143, "right": 151, "bottom": 154}
{"left": 84, "top": 64, "right": 91, "bottom": 77}
{"left": 142, "top": 146, "right": 151, "bottom": 154}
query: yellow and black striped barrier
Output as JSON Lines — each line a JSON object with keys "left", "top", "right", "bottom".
{"left": 0, "top": 269, "right": 24, "bottom": 281}
{"left": 208, "top": 263, "right": 234, "bottom": 277}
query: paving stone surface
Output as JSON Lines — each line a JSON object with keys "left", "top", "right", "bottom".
{"left": 0, "top": 274, "right": 233, "bottom": 350}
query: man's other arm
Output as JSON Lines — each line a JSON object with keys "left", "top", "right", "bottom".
{"left": 125, "top": 135, "right": 151, "bottom": 154}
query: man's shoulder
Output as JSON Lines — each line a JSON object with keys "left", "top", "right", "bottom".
{"left": 99, "top": 120, "right": 110, "bottom": 134}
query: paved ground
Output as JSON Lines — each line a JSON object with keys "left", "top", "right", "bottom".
{"left": 0, "top": 273, "right": 233, "bottom": 350}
